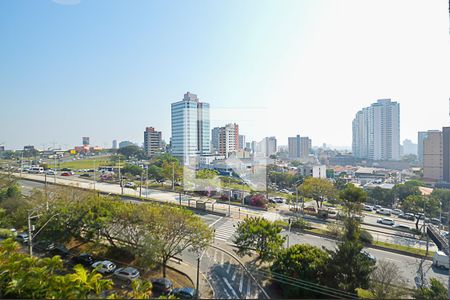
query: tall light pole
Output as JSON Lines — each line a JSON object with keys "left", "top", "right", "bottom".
{"left": 172, "top": 162, "right": 175, "bottom": 191}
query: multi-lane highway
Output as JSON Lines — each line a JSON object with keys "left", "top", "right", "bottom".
{"left": 14, "top": 174, "right": 450, "bottom": 292}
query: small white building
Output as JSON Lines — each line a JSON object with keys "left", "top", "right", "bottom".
{"left": 298, "top": 165, "right": 327, "bottom": 178}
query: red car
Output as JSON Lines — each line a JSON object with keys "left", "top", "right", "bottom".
{"left": 61, "top": 172, "right": 73, "bottom": 176}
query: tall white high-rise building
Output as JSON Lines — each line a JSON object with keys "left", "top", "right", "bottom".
{"left": 171, "top": 92, "right": 210, "bottom": 164}
{"left": 238, "top": 135, "right": 246, "bottom": 150}
{"left": 352, "top": 99, "right": 400, "bottom": 161}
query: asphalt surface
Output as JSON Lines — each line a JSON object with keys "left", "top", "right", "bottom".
{"left": 15, "top": 176, "right": 450, "bottom": 295}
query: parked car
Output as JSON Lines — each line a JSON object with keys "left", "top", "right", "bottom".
{"left": 377, "top": 218, "right": 395, "bottom": 226}
{"left": 374, "top": 205, "right": 382, "bottom": 210}
{"left": 391, "top": 209, "right": 403, "bottom": 215}
{"left": 79, "top": 173, "right": 91, "bottom": 178}
{"left": 124, "top": 182, "right": 136, "bottom": 188}
{"left": 430, "top": 218, "right": 441, "bottom": 225}
{"left": 61, "top": 172, "right": 73, "bottom": 176}
{"left": 172, "top": 287, "right": 196, "bottom": 299}
{"left": 363, "top": 205, "right": 373, "bottom": 211}
{"left": 398, "top": 213, "right": 415, "bottom": 221}
{"left": 361, "top": 250, "right": 376, "bottom": 262}
{"left": 72, "top": 253, "right": 95, "bottom": 266}
{"left": 433, "top": 251, "right": 449, "bottom": 269}
{"left": 47, "top": 246, "right": 70, "bottom": 258}
{"left": 113, "top": 267, "right": 140, "bottom": 281}
{"left": 152, "top": 278, "right": 173, "bottom": 295}
{"left": 45, "top": 170, "right": 57, "bottom": 176}
{"left": 15, "top": 232, "right": 29, "bottom": 243}
{"left": 33, "top": 240, "right": 55, "bottom": 252}
{"left": 92, "top": 260, "right": 117, "bottom": 274}
{"left": 376, "top": 208, "right": 391, "bottom": 216}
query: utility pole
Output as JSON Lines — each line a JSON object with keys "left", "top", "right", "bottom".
{"left": 196, "top": 257, "right": 200, "bottom": 299}
{"left": 27, "top": 211, "right": 33, "bottom": 257}
{"left": 53, "top": 154, "right": 57, "bottom": 183}
{"left": 172, "top": 162, "right": 175, "bottom": 191}
{"left": 229, "top": 190, "right": 232, "bottom": 217}
{"left": 139, "top": 170, "right": 143, "bottom": 197}
{"left": 287, "top": 218, "right": 291, "bottom": 248}
{"left": 20, "top": 152, "right": 23, "bottom": 178}
{"left": 118, "top": 155, "right": 123, "bottom": 195}
{"left": 93, "top": 159, "right": 96, "bottom": 190}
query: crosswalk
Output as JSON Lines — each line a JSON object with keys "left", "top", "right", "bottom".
{"left": 204, "top": 247, "right": 260, "bottom": 299}
{"left": 213, "top": 219, "right": 238, "bottom": 242}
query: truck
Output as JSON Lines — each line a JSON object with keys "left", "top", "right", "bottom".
{"left": 432, "top": 251, "right": 449, "bottom": 269}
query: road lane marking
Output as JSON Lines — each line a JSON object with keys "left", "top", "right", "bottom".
{"left": 231, "top": 267, "right": 237, "bottom": 281}
{"left": 209, "top": 217, "right": 223, "bottom": 228}
{"left": 223, "top": 277, "right": 239, "bottom": 299}
{"left": 221, "top": 251, "right": 224, "bottom": 265}
{"left": 239, "top": 270, "right": 244, "bottom": 293}
{"left": 213, "top": 249, "right": 217, "bottom": 262}
{"left": 246, "top": 277, "right": 251, "bottom": 299}
{"left": 226, "top": 262, "right": 231, "bottom": 274}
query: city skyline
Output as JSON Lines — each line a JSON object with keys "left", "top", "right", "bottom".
{"left": 1, "top": 0, "right": 449, "bottom": 149}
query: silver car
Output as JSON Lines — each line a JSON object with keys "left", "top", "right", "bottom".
{"left": 113, "top": 267, "right": 140, "bottom": 281}
{"left": 92, "top": 260, "right": 117, "bottom": 274}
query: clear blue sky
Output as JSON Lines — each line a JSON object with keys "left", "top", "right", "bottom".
{"left": 1, "top": 0, "right": 449, "bottom": 150}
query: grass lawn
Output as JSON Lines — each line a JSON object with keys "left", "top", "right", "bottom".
{"left": 373, "top": 240, "right": 434, "bottom": 257}
{"left": 58, "top": 157, "right": 115, "bottom": 169}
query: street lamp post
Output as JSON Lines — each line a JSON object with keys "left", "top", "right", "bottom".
{"left": 229, "top": 190, "right": 232, "bottom": 217}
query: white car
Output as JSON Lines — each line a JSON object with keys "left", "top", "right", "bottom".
{"left": 363, "top": 205, "right": 373, "bottom": 211}
{"left": 124, "top": 182, "right": 136, "bottom": 188}
{"left": 391, "top": 209, "right": 403, "bottom": 215}
{"left": 113, "top": 267, "right": 140, "bottom": 281}
{"left": 45, "top": 170, "right": 57, "bottom": 175}
{"left": 377, "top": 218, "right": 395, "bottom": 226}
{"left": 376, "top": 208, "right": 392, "bottom": 216}
{"left": 92, "top": 260, "right": 117, "bottom": 274}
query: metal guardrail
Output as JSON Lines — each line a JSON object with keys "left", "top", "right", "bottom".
{"left": 427, "top": 224, "right": 448, "bottom": 254}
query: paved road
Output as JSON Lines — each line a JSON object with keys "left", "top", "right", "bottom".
{"left": 211, "top": 218, "right": 449, "bottom": 288}
{"left": 14, "top": 181, "right": 448, "bottom": 292}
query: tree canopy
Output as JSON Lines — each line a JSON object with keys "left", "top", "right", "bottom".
{"left": 299, "top": 177, "right": 336, "bottom": 208}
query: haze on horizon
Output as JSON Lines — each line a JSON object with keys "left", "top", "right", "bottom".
{"left": 0, "top": 0, "right": 449, "bottom": 150}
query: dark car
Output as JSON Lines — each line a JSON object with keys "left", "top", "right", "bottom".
{"left": 172, "top": 287, "right": 196, "bottom": 299}
{"left": 47, "top": 245, "right": 70, "bottom": 258}
{"left": 79, "top": 173, "right": 91, "bottom": 178}
{"left": 152, "top": 278, "right": 173, "bottom": 295}
{"left": 72, "top": 253, "right": 95, "bottom": 266}
{"left": 398, "top": 213, "right": 415, "bottom": 221}
{"left": 33, "top": 240, "right": 55, "bottom": 252}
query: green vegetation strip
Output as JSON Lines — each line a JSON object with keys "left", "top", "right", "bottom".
{"left": 304, "top": 228, "right": 433, "bottom": 258}
{"left": 373, "top": 240, "right": 433, "bottom": 258}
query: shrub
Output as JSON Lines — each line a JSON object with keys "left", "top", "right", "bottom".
{"left": 250, "top": 194, "right": 268, "bottom": 208}
{"left": 291, "top": 218, "right": 311, "bottom": 230}
{"left": 359, "top": 229, "right": 373, "bottom": 245}
{"left": 326, "top": 222, "right": 343, "bottom": 238}
{"left": 0, "top": 229, "right": 15, "bottom": 239}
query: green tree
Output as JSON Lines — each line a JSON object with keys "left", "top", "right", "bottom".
{"left": 147, "top": 165, "right": 164, "bottom": 182}
{"left": 271, "top": 244, "right": 330, "bottom": 298}
{"left": 0, "top": 239, "right": 113, "bottom": 299}
{"left": 326, "top": 240, "right": 376, "bottom": 293}
{"left": 122, "top": 164, "right": 144, "bottom": 177}
{"left": 431, "top": 188, "right": 450, "bottom": 212}
{"left": 299, "top": 177, "right": 336, "bottom": 208}
{"left": 367, "top": 187, "right": 394, "bottom": 207}
{"left": 392, "top": 183, "right": 421, "bottom": 202}
{"left": 139, "top": 206, "right": 213, "bottom": 277}
{"left": 117, "top": 145, "right": 145, "bottom": 159}
{"left": 402, "top": 195, "right": 440, "bottom": 231}
{"left": 414, "top": 278, "right": 448, "bottom": 300}
{"left": 339, "top": 184, "right": 366, "bottom": 241}
{"left": 161, "top": 160, "right": 183, "bottom": 187}
{"left": 233, "top": 217, "right": 285, "bottom": 261}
